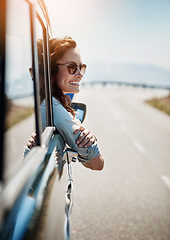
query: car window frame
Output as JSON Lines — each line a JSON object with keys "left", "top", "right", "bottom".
{"left": 0, "top": 0, "right": 55, "bottom": 214}
{"left": 36, "top": 12, "right": 53, "bottom": 128}
{"left": 0, "top": 0, "right": 6, "bottom": 182}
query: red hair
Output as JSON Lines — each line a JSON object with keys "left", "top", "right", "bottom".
{"left": 49, "top": 37, "right": 77, "bottom": 116}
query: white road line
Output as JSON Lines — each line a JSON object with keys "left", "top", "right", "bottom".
{"left": 160, "top": 175, "right": 170, "bottom": 191}
{"left": 132, "top": 139, "right": 146, "bottom": 153}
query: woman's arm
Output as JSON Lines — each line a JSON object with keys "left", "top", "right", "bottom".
{"left": 82, "top": 154, "right": 104, "bottom": 171}
{"left": 40, "top": 98, "right": 104, "bottom": 170}
{"left": 25, "top": 125, "right": 96, "bottom": 153}
{"left": 73, "top": 126, "right": 104, "bottom": 170}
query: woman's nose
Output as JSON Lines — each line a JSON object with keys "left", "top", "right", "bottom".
{"left": 75, "top": 68, "right": 83, "bottom": 78}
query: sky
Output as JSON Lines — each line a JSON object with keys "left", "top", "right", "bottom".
{"left": 45, "top": 0, "right": 170, "bottom": 82}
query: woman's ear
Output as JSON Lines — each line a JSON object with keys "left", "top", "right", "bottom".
{"left": 29, "top": 67, "right": 33, "bottom": 79}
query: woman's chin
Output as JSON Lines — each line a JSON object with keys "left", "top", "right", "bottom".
{"left": 71, "top": 87, "right": 80, "bottom": 94}
{"left": 75, "top": 88, "right": 80, "bottom": 93}
{"left": 63, "top": 87, "right": 80, "bottom": 95}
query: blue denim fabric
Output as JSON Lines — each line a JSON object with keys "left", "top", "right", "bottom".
{"left": 41, "top": 97, "right": 100, "bottom": 162}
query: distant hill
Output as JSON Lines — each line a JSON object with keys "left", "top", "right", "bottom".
{"left": 84, "top": 63, "right": 170, "bottom": 87}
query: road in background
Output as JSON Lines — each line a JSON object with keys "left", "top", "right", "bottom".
{"left": 72, "top": 86, "right": 170, "bottom": 240}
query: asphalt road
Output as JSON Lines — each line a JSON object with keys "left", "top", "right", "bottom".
{"left": 71, "top": 86, "right": 170, "bottom": 240}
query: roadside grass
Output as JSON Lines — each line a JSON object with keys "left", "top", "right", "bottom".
{"left": 146, "top": 95, "right": 170, "bottom": 116}
{"left": 5, "top": 104, "right": 34, "bottom": 130}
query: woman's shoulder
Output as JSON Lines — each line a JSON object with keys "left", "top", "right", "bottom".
{"left": 52, "top": 96, "right": 73, "bottom": 120}
{"left": 52, "top": 96, "right": 61, "bottom": 105}
{"left": 41, "top": 97, "right": 61, "bottom": 106}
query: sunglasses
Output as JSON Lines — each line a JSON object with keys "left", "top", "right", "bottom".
{"left": 57, "top": 62, "right": 87, "bottom": 75}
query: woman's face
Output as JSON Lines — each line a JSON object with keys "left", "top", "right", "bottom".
{"left": 56, "top": 48, "right": 84, "bottom": 94}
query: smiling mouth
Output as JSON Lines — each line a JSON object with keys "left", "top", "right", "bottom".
{"left": 69, "top": 81, "right": 80, "bottom": 86}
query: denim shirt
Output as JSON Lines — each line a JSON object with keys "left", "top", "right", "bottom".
{"left": 41, "top": 97, "right": 100, "bottom": 162}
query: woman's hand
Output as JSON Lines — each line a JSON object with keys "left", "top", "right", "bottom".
{"left": 27, "top": 131, "right": 37, "bottom": 149}
{"left": 73, "top": 126, "right": 97, "bottom": 148}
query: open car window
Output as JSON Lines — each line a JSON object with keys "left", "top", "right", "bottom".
{"left": 35, "top": 17, "right": 46, "bottom": 132}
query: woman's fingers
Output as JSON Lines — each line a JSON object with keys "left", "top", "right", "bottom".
{"left": 31, "top": 131, "right": 37, "bottom": 139}
{"left": 73, "top": 126, "right": 85, "bottom": 135}
{"left": 73, "top": 125, "right": 97, "bottom": 148}
{"left": 76, "top": 128, "right": 90, "bottom": 145}
{"left": 73, "top": 126, "right": 97, "bottom": 148}
{"left": 27, "top": 131, "right": 37, "bottom": 149}
{"left": 27, "top": 137, "right": 35, "bottom": 148}
{"left": 83, "top": 135, "right": 96, "bottom": 148}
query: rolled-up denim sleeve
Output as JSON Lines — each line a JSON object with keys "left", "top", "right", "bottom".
{"left": 77, "top": 141, "right": 101, "bottom": 162}
{"left": 48, "top": 98, "right": 101, "bottom": 162}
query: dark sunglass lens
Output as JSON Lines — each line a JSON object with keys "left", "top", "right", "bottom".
{"left": 68, "top": 63, "right": 77, "bottom": 75}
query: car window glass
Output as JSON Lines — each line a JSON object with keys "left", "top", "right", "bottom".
{"left": 35, "top": 17, "right": 47, "bottom": 131}
{"left": 4, "top": 0, "right": 34, "bottom": 180}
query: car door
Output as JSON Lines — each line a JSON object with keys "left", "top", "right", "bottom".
{"left": 0, "top": 0, "right": 73, "bottom": 239}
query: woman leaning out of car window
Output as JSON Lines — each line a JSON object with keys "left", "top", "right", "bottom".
{"left": 25, "top": 37, "right": 104, "bottom": 171}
